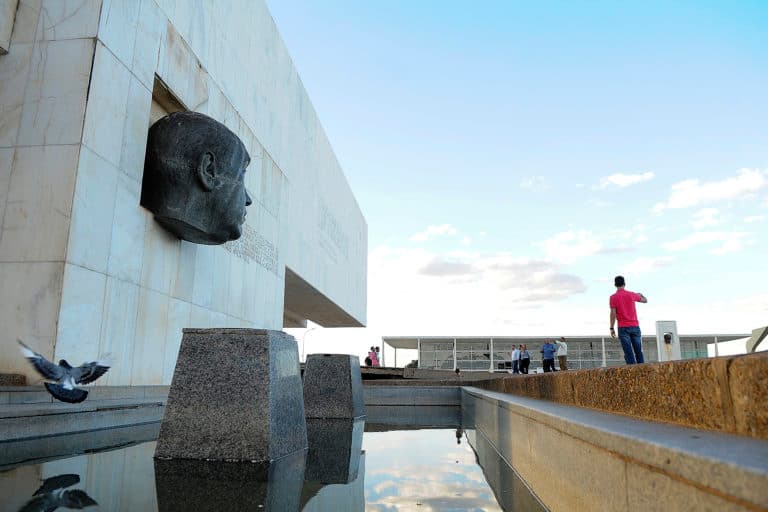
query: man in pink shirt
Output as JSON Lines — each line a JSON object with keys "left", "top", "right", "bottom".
{"left": 609, "top": 275, "right": 648, "bottom": 364}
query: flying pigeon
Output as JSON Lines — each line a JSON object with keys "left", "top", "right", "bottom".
{"left": 18, "top": 473, "right": 98, "bottom": 512}
{"left": 18, "top": 340, "right": 111, "bottom": 404}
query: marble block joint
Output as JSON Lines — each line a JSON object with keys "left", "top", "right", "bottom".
{"left": 303, "top": 354, "right": 365, "bottom": 419}
{"left": 155, "top": 329, "right": 307, "bottom": 462}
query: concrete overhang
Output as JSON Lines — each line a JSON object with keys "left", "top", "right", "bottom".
{"left": 283, "top": 267, "right": 364, "bottom": 328}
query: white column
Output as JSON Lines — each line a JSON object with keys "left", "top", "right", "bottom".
{"left": 453, "top": 338, "right": 457, "bottom": 371}
{"left": 417, "top": 338, "right": 421, "bottom": 369}
{"left": 489, "top": 338, "right": 494, "bottom": 372}
{"left": 601, "top": 337, "right": 607, "bottom": 367}
{"left": 714, "top": 336, "right": 719, "bottom": 357}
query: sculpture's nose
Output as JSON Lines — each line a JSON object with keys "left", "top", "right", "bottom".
{"left": 245, "top": 190, "right": 253, "bottom": 206}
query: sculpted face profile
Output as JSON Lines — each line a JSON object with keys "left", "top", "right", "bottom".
{"left": 141, "top": 111, "right": 252, "bottom": 245}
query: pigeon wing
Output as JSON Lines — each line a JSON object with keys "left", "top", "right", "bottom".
{"left": 72, "top": 361, "right": 110, "bottom": 385}
{"left": 18, "top": 340, "right": 65, "bottom": 381}
{"left": 61, "top": 489, "right": 98, "bottom": 509}
{"left": 33, "top": 474, "right": 81, "bottom": 495}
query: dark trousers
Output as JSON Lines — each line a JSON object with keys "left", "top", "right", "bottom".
{"left": 520, "top": 358, "right": 530, "bottom": 374}
{"left": 543, "top": 358, "right": 556, "bottom": 372}
{"left": 512, "top": 360, "right": 520, "bottom": 374}
{"left": 618, "top": 326, "right": 644, "bottom": 364}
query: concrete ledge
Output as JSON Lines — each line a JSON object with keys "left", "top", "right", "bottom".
{"left": 0, "top": 385, "right": 170, "bottom": 404}
{"left": 473, "top": 352, "right": 768, "bottom": 440}
{"left": 364, "top": 385, "right": 460, "bottom": 406}
{"left": 0, "top": 421, "right": 160, "bottom": 470}
{"left": 0, "top": 399, "right": 165, "bottom": 442}
{"left": 463, "top": 387, "right": 768, "bottom": 511}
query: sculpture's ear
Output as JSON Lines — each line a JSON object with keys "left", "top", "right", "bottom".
{"left": 197, "top": 151, "right": 216, "bottom": 191}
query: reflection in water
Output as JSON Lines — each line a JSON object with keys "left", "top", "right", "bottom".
{"left": 18, "top": 473, "right": 97, "bottom": 512}
{"left": 1, "top": 403, "right": 545, "bottom": 511}
{"left": 155, "top": 452, "right": 306, "bottom": 512}
{"left": 363, "top": 429, "right": 505, "bottom": 512}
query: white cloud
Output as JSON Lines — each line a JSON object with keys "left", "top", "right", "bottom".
{"left": 365, "top": 246, "right": 586, "bottom": 335}
{"left": 662, "top": 231, "right": 751, "bottom": 255}
{"left": 744, "top": 215, "right": 765, "bottom": 223}
{"left": 519, "top": 175, "right": 550, "bottom": 190}
{"left": 635, "top": 234, "right": 648, "bottom": 244}
{"left": 538, "top": 230, "right": 602, "bottom": 264}
{"left": 690, "top": 208, "right": 721, "bottom": 229}
{"left": 597, "top": 171, "right": 654, "bottom": 189}
{"left": 653, "top": 168, "right": 767, "bottom": 213}
{"left": 410, "top": 224, "right": 458, "bottom": 242}
{"left": 461, "top": 236, "right": 472, "bottom": 246}
{"left": 622, "top": 256, "right": 675, "bottom": 275}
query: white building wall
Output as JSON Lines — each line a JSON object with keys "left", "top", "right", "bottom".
{"left": 0, "top": 0, "right": 366, "bottom": 385}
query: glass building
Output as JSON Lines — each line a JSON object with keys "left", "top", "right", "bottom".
{"left": 381, "top": 334, "right": 748, "bottom": 372}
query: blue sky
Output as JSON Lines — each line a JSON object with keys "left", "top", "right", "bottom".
{"left": 270, "top": 1, "right": 768, "bottom": 362}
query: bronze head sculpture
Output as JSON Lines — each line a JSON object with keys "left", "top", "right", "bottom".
{"left": 141, "top": 111, "right": 252, "bottom": 245}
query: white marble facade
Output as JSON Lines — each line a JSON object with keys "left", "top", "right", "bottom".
{"left": 0, "top": 0, "right": 367, "bottom": 385}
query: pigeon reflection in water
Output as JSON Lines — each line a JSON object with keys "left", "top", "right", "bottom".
{"left": 18, "top": 340, "right": 111, "bottom": 403}
{"left": 18, "top": 473, "right": 97, "bottom": 512}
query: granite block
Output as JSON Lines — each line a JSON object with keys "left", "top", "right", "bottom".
{"left": 155, "top": 329, "right": 307, "bottom": 461}
{"left": 304, "top": 418, "right": 363, "bottom": 484}
{"left": 155, "top": 450, "right": 306, "bottom": 512}
{"left": 303, "top": 354, "right": 364, "bottom": 419}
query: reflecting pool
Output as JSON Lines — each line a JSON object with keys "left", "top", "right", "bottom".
{"left": 0, "top": 408, "right": 545, "bottom": 511}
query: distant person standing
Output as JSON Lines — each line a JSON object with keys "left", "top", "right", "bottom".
{"left": 368, "top": 346, "right": 379, "bottom": 367}
{"left": 375, "top": 346, "right": 381, "bottom": 367}
{"left": 556, "top": 337, "right": 568, "bottom": 371}
{"left": 511, "top": 345, "right": 520, "bottom": 374}
{"left": 609, "top": 275, "right": 648, "bottom": 364}
{"left": 520, "top": 345, "right": 531, "bottom": 374}
{"left": 541, "top": 340, "right": 557, "bottom": 372}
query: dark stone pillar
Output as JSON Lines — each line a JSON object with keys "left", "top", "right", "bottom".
{"left": 302, "top": 354, "right": 365, "bottom": 419}
{"left": 155, "top": 329, "right": 307, "bottom": 461}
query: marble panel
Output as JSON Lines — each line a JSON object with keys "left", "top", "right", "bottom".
{"left": 162, "top": 297, "right": 190, "bottom": 383}
{"left": 97, "top": 0, "right": 139, "bottom": 69}
{"left": 241, "top": 254, "right": 258, "bottom": 322}
{"left": 55, "top": 263, "right": 107, "bottom": 367}
{"left": 170, "top": 239, "right": 196, "bottom": 302}
{"left": 155, "top": 22, "right": 208, "bottom": 110}
{"left": 190, "top": 243, "right": 214, "bottom": 308}
{"left": 0, "top": 41, "right": 33, "bottom": 147}
{"left": 0, "top": 147, "right": 12, "bottom": 216}
{"left": 9, "top": 0, "right": 39, "bottom": 44}
{"left": 67, "top": 146, "right": 119, "bottom": 273}
{"left": 132, "top": 285, "right": 169, "bottom": 385}
{"left": 0, "top": 261, "right": 63, "bottom": 379}
{"left": 189, "top": 303, "right": 212, "bottom": 328}
{"left": 210, "top": 246, "right": 231, "bottom": 313}
{"left": 210, "top": 310, "right": 229, "bottom": 328}
{"left": 17, "top": 37, "right": 94, "bottom": 145}
{"left": 99, "top": 276, "right": 139, "bottom": 386}
{"left": 119, "top": 74, "right": 152, "bottom": 181}
{"left": 38, "top": 0, "right": 100, "bottom": 41}
{"left": 82, "top": 42, "right": 131, "bottom": 167}
{"left": 226, "top": 251, "right": 244, "bottom": 319}
{"left": 131, "top": 0, "right": 164, "bottom": 90}
{"left": 140, "top": 213, "right": 180, "bottom": 294}
{"left": 108, "top": 172, "right": 146, "bottom": 283}
{"left": 0, "top": 144, "right": 79, "bottom": 262}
